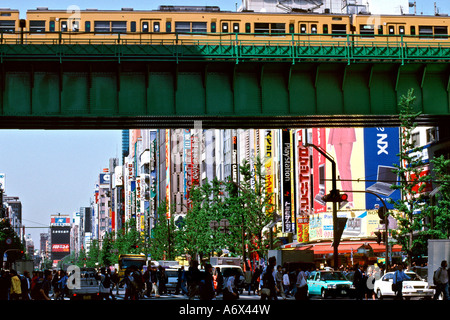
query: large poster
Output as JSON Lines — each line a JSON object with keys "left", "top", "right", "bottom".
{"left": 364, "top": 127, "right": 400, "bottom": 210}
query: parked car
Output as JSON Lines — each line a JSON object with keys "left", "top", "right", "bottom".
{"left": 374, "top": 271, "right": 434, "bottom": 300}
{"left": 307, "top": 271, "right": 354, "bottom": 298}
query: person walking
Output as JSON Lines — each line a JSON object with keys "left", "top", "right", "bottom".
{"left": 9, "top": 270, "right": 22, "bottom": 300}
{"left": 353, "top": 264, "right": 365, "bottom": 300}
{"left": 294, "top": 268, "right": 308, "bottom": 300}
{"left": 199, "top": 264, "right": 215, "bottom": 300}
{"left": 57, "top": 270, "right": 68, "bottom": 300}
{"left": 433, "top": 260, "right": 449, "bottom": 300}
{"left": 260, "top": 264, "right": 277, "bottom": 300}
{"left": 223, "top": 268, "right": 239, "bottom": 300}
{"left": 99, "top": 267, "right": 111, "bottom": 300}
{"left": 393, "top": 264, "right": 410, "bottom": 300}
{"left": 21, "top": 271, "right": 31, "bottom": 300}
{"left": 275, "top": 265, "right": 286, "bottom": 299}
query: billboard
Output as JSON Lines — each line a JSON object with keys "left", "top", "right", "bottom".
{"left": 51, "top": 226, "right": 70, "bottom": 261}
{"left": 309, "top": 210, "right": 379, "bottom": 242}
{"left": 363, "top": 127, "right": 400, "bottom": 209}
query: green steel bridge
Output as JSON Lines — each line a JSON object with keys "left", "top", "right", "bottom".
{"left": 0, "top": 32, "right": 449, "bottom": 129}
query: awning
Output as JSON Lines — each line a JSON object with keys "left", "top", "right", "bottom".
{"left": 293, "top": 240, "right": 402, "bottom": 255}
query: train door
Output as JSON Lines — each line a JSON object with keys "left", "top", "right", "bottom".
{"left": 220, "top": 20, "right": 241, "bottom": 33}
{"left": 60, "top": 19, "right": 79, "bottom": 32}
{"left": 297, "top": 21, "right": 319, "bottom": 42}
{"left": 387, "top": 23, "right": 406, "bottom": 43}
{"left": 140, "top": 19, "right": 162, "bottom": 33}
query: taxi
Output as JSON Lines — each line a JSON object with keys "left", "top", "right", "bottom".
{"left": 307, "top": 270, "right": 354, "bottom": 298}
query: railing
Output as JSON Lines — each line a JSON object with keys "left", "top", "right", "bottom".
{"left": 1, "top": 31, "right": 450, "bottom": 64}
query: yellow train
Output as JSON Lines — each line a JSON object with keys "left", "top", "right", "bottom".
{"left": 0, "top": 6, "right": 449, "bottom": 44}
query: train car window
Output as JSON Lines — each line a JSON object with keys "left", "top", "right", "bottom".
{"left": 222, "top": 22, "right": 229, "bottom": 32}
{"left": 311, "top": 24, "right": 317, "bottom": 34}
{"left": 233, "top": 22, "right": 239, "bottom": 33}
{"left": 419, "top": 26, "right": 433, "bottom": 39}
{"left": 254, "top": 23, "right": 269, "bottom": 34}
{"left": 61, "top": 21, "right": 68, "bottom": 32}
{"left": 130, "top": 21, "right": 136, "bottom": 32}
{"left": 175, "top": 22, "right": 190, "bottom": 33}
{"left": 289, "top": 23, "right": 294, "bottom": 33}
{"left": 331, "top": 24, "right": 346, "bottom": 37}
{"left": 434, "top": 26, "right": 448, "bottom": 39}
{"left": 29, "top": 20, "right": 46, "bottom": 33}
{"left": 399, "top": 26, "right": 405, "bottom": 35}
{"left": 388, "top": 26, "right": 395, "bottom": 35}
{"left": 323, "top": 24, "right": 328, "bottom": 34}
{"left": 85, "top": 21, "right": 91, "bottom": 32}
{"left": 49, "top": 20, "right": 55, "bottom": 32}
{"left": 271, "top": 23, "right": 285, "bottom": 33}
{"left": 245, "top": 22, "right": 251, "bottom": 33}
{"left": 377, "top": 25, "right": 383, "bottom": 35}
{"left": 300, "top": 24, "right": 307, "bottom": 33}
{"left": 0, "top": 13, "right": 11, "bottom": 16}
{"left": 166, "top": 21, "right": 172, "bottom": 32}
{"left": 71, "top": 21, "right": 79, "bottom": 32}
{"left": 142, "top": 21, "right": 149, "bottom": 33}
{"left": 192, "top": 22, "right": 207, "bottom": 33}
{"left": 360, "top": 24, "right": 374, "bottom": 37}
{"left": 410, "top": 26, "right": 416, "bottom": 35}
{"left": 94, "top": 21, "right": 110, "bottom": 32}
{"left": 0, "top": 20, "right": 15, "bottom": 33}
{"left": 111, "top": 21, "right": 126, "bottom": 33}
{"left": 153, "top": 22, "right": 160, "bottom": 32}
{"left": 211, "top": 22, "right": 217, "bottom": 33}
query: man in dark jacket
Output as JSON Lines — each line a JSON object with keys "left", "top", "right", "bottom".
{"left": 199, "top": 264, "right": 215, "bottom": 300}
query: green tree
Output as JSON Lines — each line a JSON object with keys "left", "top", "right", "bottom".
{"left": 425, "top": 155, "right": 450, "bottom": 239}
{"left": 150, "top": 200, "right": 178, "bottom": 260}
{"left": 390, "top": 89, "right": 430, "bottom": 265}
{"left": 0, "top": 218, "right": 25, "bottom": 266}
{"left": 231, "top": 156, "right": 275, "bottom": 261}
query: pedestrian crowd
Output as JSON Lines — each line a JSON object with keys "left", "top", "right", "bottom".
{"left": 1, "top": 259, "right": 448, "bottom": 301}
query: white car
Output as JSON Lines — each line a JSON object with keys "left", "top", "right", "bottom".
{"left": 374, "top": 271, "right": 434, "bottom": 300}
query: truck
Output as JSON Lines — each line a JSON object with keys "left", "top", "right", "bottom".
{"left": 427, "top": 239, "right": 450, "bottom": 290}
{"left": 210, "top": 257, "right": 245, "bottom": 293}
{"left": 268, "top": 249, "right": 315, "bottom": 273}
{"left": 68, "top": 267, "right": 101, "bottom": 300}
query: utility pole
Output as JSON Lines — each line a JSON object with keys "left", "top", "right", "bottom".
{"left": 304, "top": 143, "right": 340, "bottom": 269}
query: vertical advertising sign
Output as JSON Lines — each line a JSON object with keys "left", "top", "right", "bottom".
{"left": 51, "top": 226, "right": 71, "bottom": 262}
{"left": 231, "top": 131, "right": 238, "bottom": 184}
{"left": 364, "top": 127, "right": 400, "bottom": 209}
{"left": 165, "top": 130, "right": 171, "bottom": 218}
{"left": 312, "top": 128, "right": 327, "bottom": 213}
{"left": 265, "top": 130, "right": 274, "bottom": 213}
{"left": 297, "top": 130, "right": 311, "bottom": 215}
{"left": 297, "top": 215, "right": 309, "bottom": 243}
{"left": 282, "top": 129, "right": 293, "bottom": 233}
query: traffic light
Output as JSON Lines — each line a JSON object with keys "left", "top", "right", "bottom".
{"left": 378, "top": 206, "right": 388, "bottom": 220}
{"left": 375, "top": 231, "right": 382, "bottom": 244}
{"left": 375, "top": 231, "right": 387, "bottom": 244}
{"left": 321, "top": 189, "right": 348, "bottom": 203}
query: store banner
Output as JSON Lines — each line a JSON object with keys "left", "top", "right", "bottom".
{"left": 297, "top": 215, "right": 309, "bottom": 243}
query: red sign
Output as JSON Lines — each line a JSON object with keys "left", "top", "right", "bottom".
{"left": 52, "top": 244, "right": 70, "bottom": 252}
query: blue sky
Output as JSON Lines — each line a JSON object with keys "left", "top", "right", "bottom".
{"left": 1, "top": 0, "right": 450, "bottom": 246}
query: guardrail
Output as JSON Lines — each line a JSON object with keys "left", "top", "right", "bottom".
{"left": 1, "top": 31, "right": 450, "bottom": 64}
